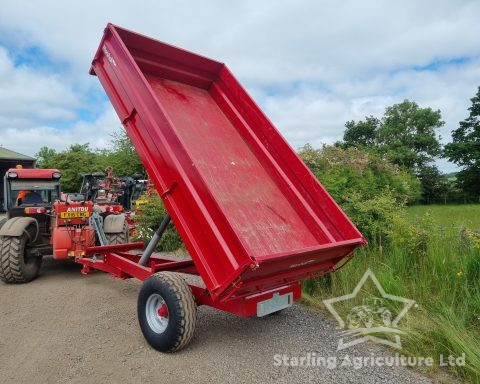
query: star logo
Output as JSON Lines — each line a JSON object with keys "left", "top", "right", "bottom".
{"left": 323, "top": 268, "right": 415, "bottom": 350}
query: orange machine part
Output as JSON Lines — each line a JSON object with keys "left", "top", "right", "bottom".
{"left": 52, "top": 226, "right": 95, "bottom": 259}
{"left": 51, "top": 200, "right": 95, "bottom": 259}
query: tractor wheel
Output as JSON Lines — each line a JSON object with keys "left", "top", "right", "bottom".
{"left": 105, "top": 220, "right": 129, "bottom": 245}
{"left": 138, "top": 272, "right": 197, "bottom": 352}
{"left": 0, "top": 234, "right": 42, "bottom": 284}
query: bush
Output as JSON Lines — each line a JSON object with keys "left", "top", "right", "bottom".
{"left": 342, "top": 189, "right": 405, "bottom": 244}
{"left": 387, "top": 211, "right": 434, "bottom": 268}
{"left": 298, "top": 144, "right": 420, "bottom": 242}
{"left": 299, "top": 144, "right": 421, "bottom": 204}
{"left": 133, "top": 194, "right": 184, "bottom": 252}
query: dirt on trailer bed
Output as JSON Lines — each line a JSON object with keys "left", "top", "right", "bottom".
{"left": 0, "top": 255, "right": 431, "bottom": 384}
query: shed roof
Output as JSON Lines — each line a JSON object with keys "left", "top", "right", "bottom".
{"left": 0, "top": 147, "right": 35, "bottom": 161}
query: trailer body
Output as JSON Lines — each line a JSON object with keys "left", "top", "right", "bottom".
{"left": 89, "top": 24, "right": 365, "bottom": 306}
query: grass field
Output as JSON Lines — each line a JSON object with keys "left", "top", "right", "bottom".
{"left": 407, "top": 204, "right": 480, "bottom": 228}
{"left": 305, "top": 204, "right": 480, "bottom": 383}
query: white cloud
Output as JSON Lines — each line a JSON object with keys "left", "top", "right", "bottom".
{"left": 0, "top": 45, "right": 119, "bottom": 158}
{"left": 1, "top": 106, "right": 119, "bottom": 156}
{"left": 0, "top": 0, "right": 478, "bottom": 173}
{"left": 0, "top": 47, "right": 78, "bottom": 128}
{"left": 1, "top": 1, "right": 479, "bottom": 82}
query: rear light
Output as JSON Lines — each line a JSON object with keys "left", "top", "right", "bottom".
{"left": 24, "top": 207, "right": 46, "bottom": 214}
{"left": 52, "top": 172, "right": 61, "bottom": 178}
{"left": 8, "top": 172, "right": 18, "bottom": 178}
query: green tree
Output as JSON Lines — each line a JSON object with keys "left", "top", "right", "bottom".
{"left": 35, "top": 129, "right": 146, "bottom": 193}
{"left": 343, "top": 116, "right": 379, "bottom": 148}
{"left": 342, "top": 100, "right": 444, "bottom": 202}
{"left": 377, "top": 100, "right": 443, "bottom": 171}
{"left": 36, "top": 147, "right": 57, "bottom": 168}
{"left": 36, "top": 143, "right": 104, "bottom": 192}
{"left": 417, "top": 164, "right": 449, "bottom": 204}
{"left": 104, "top": 128, "right": 144, "bottom": 177}
{"left": 444, "top": 87, "right": 480, "bottom": 199}
{"left": 342, "top": 100, "right": 443, "bottom": 172}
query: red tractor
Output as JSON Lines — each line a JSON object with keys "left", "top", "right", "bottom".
{"left": 0, "top": 168, "right": 129, "bottom": 283}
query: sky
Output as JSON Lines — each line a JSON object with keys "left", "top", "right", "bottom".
{"left": 0, "top": 1, "right": 479, "bottom": 173}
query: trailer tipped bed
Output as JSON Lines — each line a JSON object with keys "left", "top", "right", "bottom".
{"left": 84, "top": 24, "right": 365, "bottom": 351}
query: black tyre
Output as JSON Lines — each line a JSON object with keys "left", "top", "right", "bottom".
{"left": 105, "top": 220, "right": 129, "bottom": 245}
{"left": 0, "top": 234, "right": 42, "bottom": 284}
{"left": 138, "top": 272, "right": 197, "bottom": 352}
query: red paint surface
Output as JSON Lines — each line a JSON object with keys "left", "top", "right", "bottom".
{"left": 147, "top": 77, "right": 319, "bottom": 256}
{"left": 6, "top": 168, "right": 60, "bottom": 179}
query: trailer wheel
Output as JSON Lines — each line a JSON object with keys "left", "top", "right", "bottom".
{"left": 0, "top": 234, "right": 42, "bottom": 284}
{"left": 105, "top": 220, "right": 129, "bottom": 245}
{"left": 138, "top": 272, "right": 197, "bottom": 352}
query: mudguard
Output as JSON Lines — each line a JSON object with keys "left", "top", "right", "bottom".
{"left": 0, "top": 217, "right": 38, "bottom": 240}
{"left": 103, "top": 214, "right": 126, "bottom": 234}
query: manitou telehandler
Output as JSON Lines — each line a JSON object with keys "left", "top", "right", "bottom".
{"left": 0, "top": 168, "right": 131, "bottom": 283}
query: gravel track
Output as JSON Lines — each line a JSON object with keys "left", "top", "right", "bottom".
{"left": 0, "top": 256, "right": 432, "bottom": 384}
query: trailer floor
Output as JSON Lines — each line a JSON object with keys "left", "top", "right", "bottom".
{"left": 0, "top": 256, "right": 431, "bottom": 384}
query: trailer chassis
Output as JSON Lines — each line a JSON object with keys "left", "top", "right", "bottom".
{"left": 78, "top": 239, "right": 307, "bottom": 318}
{"left": 76, "top": 237, "right": 311, "bottom": 351}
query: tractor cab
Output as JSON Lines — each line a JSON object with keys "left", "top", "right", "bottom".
{"left": 3, "top": 168, "right": 61, "bottom": 240}
{"left": 4, "top": 168, "right": 61, "bottom": 216}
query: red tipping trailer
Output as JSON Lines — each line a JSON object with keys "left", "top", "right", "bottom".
{"left": 83, "top": 23, "right": 366, "bottom": 352}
